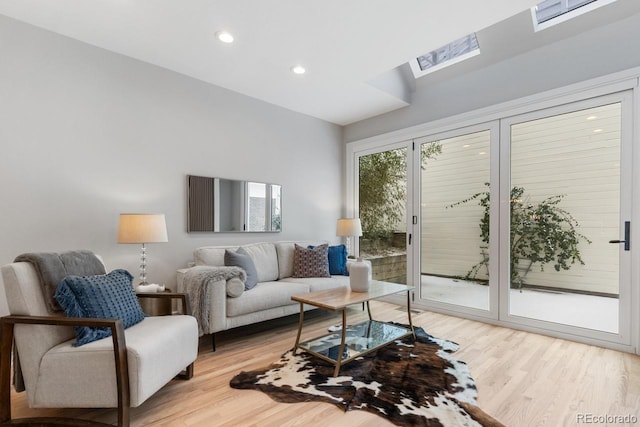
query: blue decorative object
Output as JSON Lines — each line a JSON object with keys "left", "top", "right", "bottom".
{"left": 225, "top": 248, "right": 258, "bottom": 290}
{"left": 54, "top": 269, "right": 145, "bottom": 346}
{"left": 328, "top": 244, "right": 349, "bottom": 276}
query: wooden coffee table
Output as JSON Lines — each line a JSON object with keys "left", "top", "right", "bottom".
{"left": 291, "top": 281, "right": 415, "bottom": 377}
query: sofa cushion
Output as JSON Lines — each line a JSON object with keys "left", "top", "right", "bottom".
{"left": 195, "top": 246, "right": 238, "bottom": 267}
{"left": 225, "top": 249, "right": 258, "bottom": 290}
{"left": 292, "top": 244, "right": 330, "bottom": 278}
{"left": 280, "top": 276, "right": 350, "bottom": 292}
{"left": 226, "top": 281, "right": 309, "bottom": 317}
{"left": 54, "top": 269, "right": 145, "bottom": 346}
{"left": 275, "top": 241, "right": 324, "bottom": 279}
{"left": 239, "top": 243, "right": 279, "bottom": 282}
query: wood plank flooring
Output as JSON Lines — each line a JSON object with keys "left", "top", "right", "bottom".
{"left": 8, "top": 302, "right": 640, "bottom": 426}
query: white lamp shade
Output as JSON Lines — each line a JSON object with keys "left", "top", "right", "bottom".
{"left": 336, "top": 218, "right": 363, "bottom": 237}
{"left": 118, "top": 214, "right": 168, "bottom": 243}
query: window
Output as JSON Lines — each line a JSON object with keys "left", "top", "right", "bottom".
{"left": 409, "top": 33, "right": 480, "bottom": 79}
{"left": 532, "top": 0, "right": 617, "bottom": 31}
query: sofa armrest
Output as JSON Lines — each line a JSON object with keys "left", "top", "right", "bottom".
{"left": 178, "top": 266, "right": 232, "bottom": 335}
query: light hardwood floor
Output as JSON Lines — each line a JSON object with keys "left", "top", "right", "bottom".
{"left": 8, "top": 302, "right": 640, "bottom": 426}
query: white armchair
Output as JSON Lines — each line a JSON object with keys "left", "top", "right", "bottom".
{"left": 0, "top": 258, "right": 198, "bottom": 427}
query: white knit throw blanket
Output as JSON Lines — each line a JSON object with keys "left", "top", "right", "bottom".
{"left": 183, "top": 266, "right": 246, "bottom": 336}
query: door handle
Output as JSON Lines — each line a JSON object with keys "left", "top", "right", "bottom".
{"left": 609, "top": 221, "right": 630, "bottom": 251}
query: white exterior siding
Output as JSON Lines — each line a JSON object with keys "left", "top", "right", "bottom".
{"left": 420, "top": 130, "right": 491, "bottom": 280}
{"left": 510, "top": 103, "right": 620, "bottom": 295}
{"left": 420, "top": 103, "right": 620, "bottom": 295}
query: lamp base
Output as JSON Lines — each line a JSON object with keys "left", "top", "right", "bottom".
{"left": 139, "top": 243, "right": 148, "bottom": 285}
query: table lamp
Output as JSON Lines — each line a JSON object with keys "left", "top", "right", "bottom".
{"left": 336, "top": 218, "right": 363, "bottom": 257}
{"left": 117, "top": 213, "right": 168, "bottom": 285}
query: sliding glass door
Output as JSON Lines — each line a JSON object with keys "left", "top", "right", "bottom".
{"left": 357, "top": 144, "right": 410, "bottom": 284}
{"left": 501, "top": 94, "right": 632, "bottom": 342}
{"left": 351, "top": 90, "right": 634, "bottom": 348}
{"left": 416, "top": 125, "right": 497, "bottom": 315}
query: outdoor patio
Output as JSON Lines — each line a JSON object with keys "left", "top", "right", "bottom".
{"left": 420, "top": 275, "right": 619, "bottom": 333}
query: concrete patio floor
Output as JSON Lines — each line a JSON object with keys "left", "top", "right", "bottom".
{"left": 420, "top": 275, "right": 619, "bottom": 333}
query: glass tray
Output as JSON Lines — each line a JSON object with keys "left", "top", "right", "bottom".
{"left": 297, "top": 320, "right": 411, "bottom": 363}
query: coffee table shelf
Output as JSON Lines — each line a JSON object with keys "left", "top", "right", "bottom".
{"left": 297, "top": 320, "right": 412, "bottom": 366}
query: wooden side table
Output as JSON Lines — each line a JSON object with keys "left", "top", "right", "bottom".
{"left": 137, "top": 289, "right": 173, "bottom": 316}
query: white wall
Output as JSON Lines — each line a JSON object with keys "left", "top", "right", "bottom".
{"left": 0, "top": 15, "right": 343, "bottom": 316}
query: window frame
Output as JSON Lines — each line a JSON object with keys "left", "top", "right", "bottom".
{"left": 531, "top": 0, "right": 618, "bottom": 32}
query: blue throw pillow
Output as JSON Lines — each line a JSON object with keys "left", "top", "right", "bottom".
{"left": 308, "top": 244, "right": 349, "bottom": 276}
{"left": 328, "top": 244, "right": 349, "bottom": 276}
{"left": 225, "top": 248, "right": 259, "bottom": 290}
{"left": 54, "top": 269, "right": 145, "bottom": 346}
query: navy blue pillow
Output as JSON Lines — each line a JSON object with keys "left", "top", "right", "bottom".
{"left": 308, "top": 244, "right": 349, "bottom": 276}
{"left": 54, "top": 269, "right": 145, "bottom": 346}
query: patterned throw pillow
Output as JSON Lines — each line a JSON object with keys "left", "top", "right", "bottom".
{"left": 309, "top": 244, "right": 349, "bottom": 276}
{"left": 54, "top": 269, "right": 145, "bottom": 346}
{"left": 292, "top": 243, "right": 330, "bottom": 278}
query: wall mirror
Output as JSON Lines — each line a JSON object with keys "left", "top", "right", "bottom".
{"left": 187, "top": 175, "right": 282, "bottom": 232}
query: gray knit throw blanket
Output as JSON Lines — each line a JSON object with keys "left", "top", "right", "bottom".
{"left": 14, "top": 250, "right": 106, "bottom": 313}
{"left": 183, "top": 266, "right": 246, "bottom": 336}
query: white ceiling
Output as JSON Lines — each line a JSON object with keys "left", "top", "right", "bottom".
{"left": 0, "top": 0, "right": 543, "bottom": 125}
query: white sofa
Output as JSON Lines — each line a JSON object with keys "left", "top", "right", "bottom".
{"left": 177, "top": 241, "right": 355, "bottom": 349}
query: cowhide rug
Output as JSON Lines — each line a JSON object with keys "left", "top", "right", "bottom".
{"left": 230, "top": 326, "right": 504, "bottom": 427}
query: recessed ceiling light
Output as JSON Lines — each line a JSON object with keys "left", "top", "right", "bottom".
{"left": 587, "top": 115, "right": 598, "bottom": 120}
{"left": 593, "top": 129, "right": 603, "bottom": 133}
{"left": 215, "top": 31, "right": 234, "bottom": 43}
{"left": 463, "top": 144, "right": 471, "bottom": 148}
{"left": 291, "top": 65, "right": 306, "bottom": 75}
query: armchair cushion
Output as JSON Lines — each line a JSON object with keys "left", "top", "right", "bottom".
{"left": 54, "top": 269, "right": 145, "bottom": 346}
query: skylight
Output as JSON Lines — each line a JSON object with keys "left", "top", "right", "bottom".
{"left": 532, "top": 0, "right": 617, "bottom": 31}
{"left": 409, "top": 33, "right": 480, "bottom": 79}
